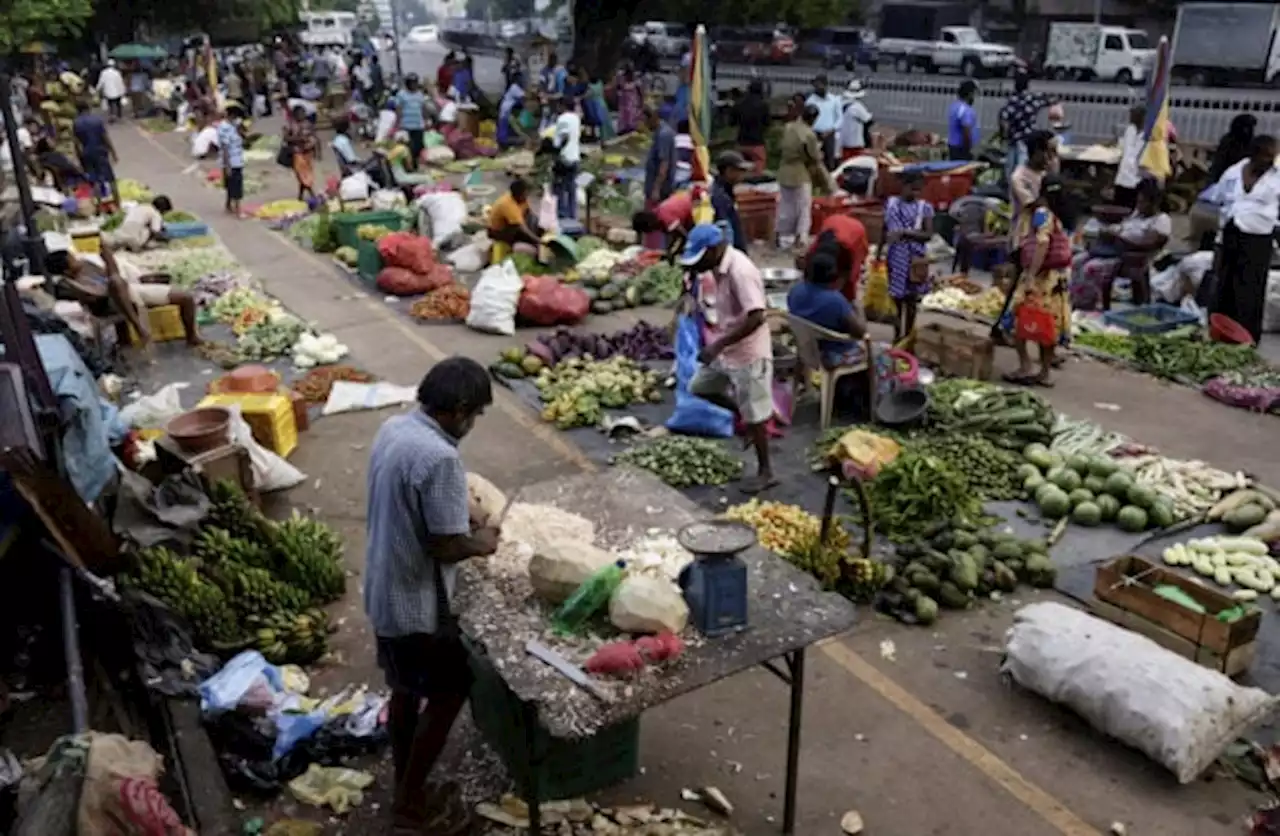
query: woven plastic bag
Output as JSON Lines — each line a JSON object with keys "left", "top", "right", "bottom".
{"left": 1003, "top": 602, "right": 1278, "bottom": 783}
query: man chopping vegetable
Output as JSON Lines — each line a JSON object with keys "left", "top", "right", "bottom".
{"left": 365, "top": 357, "right": 500, "bottom": 835}
{"left": 682, "top": 224, "right": 777, "bottom": 494}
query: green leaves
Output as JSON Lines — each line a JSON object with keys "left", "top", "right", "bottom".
{"left": 0, "top": 0, "right": 94, "bottom": 52}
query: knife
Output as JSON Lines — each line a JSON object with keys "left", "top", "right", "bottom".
{"left": 526, "top": 640, "right": 612, "bottom": 703}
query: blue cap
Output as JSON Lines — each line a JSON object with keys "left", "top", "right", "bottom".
{"left": 680, "top": 223, "right": 725, "bottom": 267}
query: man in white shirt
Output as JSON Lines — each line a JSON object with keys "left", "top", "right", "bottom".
{"left": 1113, "top": 105, "right": 1147, "bottom": 209}
{"left": 552, "top": 96, "right": 581, "bottom": 220}
{"left": 805, "top": 74, "right": 843, "bottom": 171}
{"left": 838, "top": 80, "right": 873, "bottom": 160}
{"left": 104, "top": 196, "right": 172, "bottom": 251}
{"left": 97, "top": 60, "right": 127, "bottom": 123}
{"left": 1212, "top": 134, "right": 1280, "bottom": 343}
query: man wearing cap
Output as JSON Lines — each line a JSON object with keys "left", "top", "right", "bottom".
{"left": 96, "top": 60, "right": 126, "bottom": 123}
{"left": 682, "top": 224, "right": 776, "bottom": 494}
{"left": 805, "top": 74, "right": 842, "bottom": 171}
{"left": 838, "top": 80, "right": 874, "bottom": 160}
{"left": 710, "top": 150, "right": 754, "bottom": 251}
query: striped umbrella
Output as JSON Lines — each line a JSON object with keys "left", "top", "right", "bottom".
{"left": 689, "top": 24, "right": 713, "bottom": 186}
{"left": 1139, "top": 35, "right": 1172, "bottom": 182}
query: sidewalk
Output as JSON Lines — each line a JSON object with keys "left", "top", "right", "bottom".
{"left": 115, "top": 122, "right": 1262, "bottom": 835}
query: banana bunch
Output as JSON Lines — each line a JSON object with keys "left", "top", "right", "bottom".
{"left": 249, "top": 608, "right": 331, "bottom": 665}
{"left": 206, "top": 481, "right": 277, "bottom": 544}
{"left": 206, "top": 562, "right": 311, "bottom": 620}
{"left": 842, "top": 558, "right": 889, "bottom": 602}
{"left": 272, "top": 511, "right": 347, "bottom": 605}
{"left": 123, "top": 547, "right": 240, "bottom": 645}
{"left": 194, "top": 526, "right": 274, "bottom": 572}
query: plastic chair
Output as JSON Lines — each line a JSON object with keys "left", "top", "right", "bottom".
{"left": 785, "top": 313, "right": 875, "bottom": 430}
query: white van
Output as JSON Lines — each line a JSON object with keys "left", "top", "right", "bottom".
{"left": 1044, "top": 23, "right": 1154, "bottom": 84}
{"left": 299, "top": 11, "right": 358, "bottom": 48}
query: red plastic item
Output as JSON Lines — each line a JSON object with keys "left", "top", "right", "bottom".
{"left": 517, "top": 275, "right": 590, "bottom": 326}
{"left": 1210, "top": 313, "right": 1254, "bottom": 346}
{"left": 635, "top": 631, "right": 685, "bottom": 662}
{"left": 810, "top": 195, "right": 856, "bottom": 232}
{"left": 377, "top": 232, "right": 436, "bottom": 274}
{"left": 584, "top": 641, "right": 646, "bottom": 677}
{"left": 1015, "top": 302, "right": 1058, "bottom": 347}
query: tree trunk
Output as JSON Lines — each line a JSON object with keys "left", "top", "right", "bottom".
{"left": 572, "top": 2, "right": 643, "bottom": 79}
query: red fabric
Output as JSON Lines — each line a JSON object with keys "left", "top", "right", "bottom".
{"left": 1020, "top": 227, "right": 1072, "bottom": 271}
{"left": 376, "top": 265, "right": 452, "bottom": 296}
{"left": 808, "top": 214, "right": 869, "bottom": 301}
{"left": 517, "top": 275, "right": 590, "bottom": 325}
{"left": 436, "top": 65, "right": 454, "bottom": 93}
{"left": 1015, "top": 302, "right": 1058, "bottom": 347}
{"left": 655, "top": 192, "right": 694, "bottom": 232}
{"left": 377, "top": 232, "right": 436, "bottom": 274}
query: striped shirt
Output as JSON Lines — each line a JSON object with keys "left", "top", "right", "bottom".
{"left": 216, "top": 120, "right": 244, "bottom": 169}
{"left": 364, "top": 410, "right": 470, "bottom": 637}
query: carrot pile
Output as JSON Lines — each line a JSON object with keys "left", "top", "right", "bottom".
{"left": 291, "top": 365, "right": 376, "bottom": 404}
{"left": 409, "top": 284, "right": 471, "bottom": 321}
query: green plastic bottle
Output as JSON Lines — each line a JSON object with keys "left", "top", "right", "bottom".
{"left": 551, "top": 560, "right": 627, "bottom": 634}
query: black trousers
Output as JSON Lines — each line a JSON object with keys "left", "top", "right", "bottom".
{"left": 819, "top": 132, "right": 836, "bottom": 171}
{"left": 948, "top": 144, "right": 971, "bottom": 161}
{"left": 1213, "top": 221, "right": 1273, "bottom": 343}
{"left": 406, "top": 129, "right": 425, "bottom": 172}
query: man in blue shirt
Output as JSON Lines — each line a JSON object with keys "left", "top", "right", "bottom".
{"left": 806, "top": 74, "right": 843, "bottom": 170}
{"left": 711, "top": 150, "right": 754, "bottom": 252}
{"left": 395, "top": 75, "right": 429, "bottom": 172}
{"left": 786, "top": 235, "right": 868, "bottom": 368}
{"left": 73, "top": 99, "right": 119, "bottom": 205}
{"left": 644, "top": 106, "right": 676, "bottom": 206}
{"left": 216, "top": 107, "right": 245, "bottom": 216}
{"left": 947, "top": 80, "right": 979, "bottom": 161}
{"left": 365, "top": 357, "right": 499, "bottom": 835}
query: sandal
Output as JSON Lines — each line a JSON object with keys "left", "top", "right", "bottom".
{"left": 739, "top": 475, "right": 780, "bottom": 496}
{"left": 1001, "top": 372, "right": 1037, "bottom": 386}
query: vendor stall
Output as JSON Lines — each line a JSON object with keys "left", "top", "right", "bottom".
{"left": 456, "top": 468, "right": 856, "bottom": 834}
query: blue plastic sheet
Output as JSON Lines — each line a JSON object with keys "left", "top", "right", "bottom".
{"left": 665, "top": 313, "right": 734, "bottom": 438}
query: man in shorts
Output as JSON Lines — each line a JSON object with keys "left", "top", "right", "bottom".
{"left": 216, "top": 107, "right": 246, "bottom": 216}
{"left": 44, "top": 239, "right": 200, "bottom": 349}
{"left": 682, "top": 224, "right": 777, "bottom": 494}
{"left": 364, "top": 357, "right": 501, "bottom": 835}
{"left": 104, "top": 195, "right": 172, "bottom": 251}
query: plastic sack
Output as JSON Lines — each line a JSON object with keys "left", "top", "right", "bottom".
{"left": 665, "top": 314, "right": 734, "bottom": 438}
{"left": 466, "top": 259, "right": 524, "bottom": 336}
{"left": 517, "top": 275, "right": 590, "bottom": 326}
{"left": 377, "top": 232, "right": 435, "bottom": 274}
{"left": 198, "top": 651, "right": 284, "bottom": 715}
{"left": 119, "top": 382, "right": 187, "bottom": 429}
{"left": 445, "top": 242, "right": 487, "bottom": 273}
{"left": 338, "top": 172, "right": 371, "bottom": 202}
{"left": 862, "top": 259, "right": 897, "bottom": 323}
{"left": 287, "top": 764, "right": 374, "bottom": 814}
{"left": 227, "top": 406, "right": 306, "bottom": 492}
{"left": 417, "top": 191, "right": 468, "bottom": 246}
{"left": 1002, "top": 602, "right": 1279, "bottom": 783}
{"left": 78, "top": 734, "right": 193, "bottom": 836}
{"left": 424, "top": 145, "right": 455, "bottom": 165}
{"left": 375, "top": 265, "right": 450, "bottom": 296}
{"left": 609, "top": 574, "right": 689, "bottom": 634}
{"left": 1266, "top": 270, "right": 1280, "bottom": 333}
{"left": 321, "top": 381, "right": 417, "bottom": 415}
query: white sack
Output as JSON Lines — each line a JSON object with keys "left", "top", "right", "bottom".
{"left": 339, "top": 172, "right": 372, "bottom": 202}
{"left": 465, "top": 258, "right": 523, "bottom": 336}
{"left": 609, "top": 574, "right": 688, "bottom": 634}
{"left": 417, "top": 191, "right": 468, "bottom": 246}
{"left": 1002, "top": 602, "right": 1278, "bottom": 783}
{"left": 1265, "top": 269, "right": 1280, "bottom": 334}
{"left": 467, "top": 473, "right": 507, "bottom": 528}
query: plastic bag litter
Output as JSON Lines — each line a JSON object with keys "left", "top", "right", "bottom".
{"left": 321, "top": 381, "right": 417, "bottom": 415}
{"left": 227, "top": 405, "right": 306, "bottom": 493}
{"left": 119, "top": 382, "right": 187, "bottom": 429}
{"left": 338, "top": 172, "right": 371, "bottom": 202}
{"left": 665, "top": 314, "right": 734, "bottom": 438}
{"left": 198, "top": 651, "right": 286, "bottom": 715}
{"left": 287, "top": 764, "right": 374, "bottom": 813}
{"left": 445, "top": 241, "right": 487, "bottom": 274}
{"left": 1002, "top": 602, "right": 1279, "bottom": 783}
{"left": 466, "top": 258, "right": 523, "bottom": 336}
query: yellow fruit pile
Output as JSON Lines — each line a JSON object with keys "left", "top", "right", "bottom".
{"left": 725, "top": 500, "right": 850, "bottom": 559}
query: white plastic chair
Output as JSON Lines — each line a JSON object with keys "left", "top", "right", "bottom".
{"left": 786, "top": 313, "right": 874, "bottom": 431}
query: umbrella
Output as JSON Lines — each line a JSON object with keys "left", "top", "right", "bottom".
{"left": 1139, "top": 35, "right": 1172, "bottom": 182}
{"left": 108, "top": 43, "right": 167, "bottom": 61}
{"left": 689, "top": 24, "right": 713, "bottom": 188}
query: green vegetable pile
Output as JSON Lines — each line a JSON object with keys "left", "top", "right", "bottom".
{"left": 1131, "top": 332, "right": 1260, "bottom": 383}
{"left": 288, "top": 214, "right": 324, "bottom": 248}
{"left": 879, "top": 520, "right": 1056, "bottom": 626}
{"left": 907, "top": 434, "right": 1024, "bottom": 501}
{"left": 866, "top": 450, "right": 984, "bottom": 542}
{"left": 120, "top": 482, "right": 345, "bottom": 663}
{"left": 209, "top": 287, "right": 264, "bottom": 322}
{"left": 1021, "top": 443, "right": 1177, "bottom": 532}
{"left": 575, "top": 236, "right": 609, "bottom": 258}
{"left": 164, "top": 248, "right": 239, "bottom": 288}
{"left": 928, "top": 381, "right": 1054, "bottom": 449}
{"left": 533, "top": 356, "right": 663, "bottom": 429}
{"left": 634, "top": 262, "right": 685, "bottom": 306}
{"left": 1074, "top": 331, "right": 1135, "bottom": 359}
{"left": 311, "top": 212, "right": 337, "bottom": 253}
{"left": 234, "top": 315, "right": 308, "bottom": 362}
{"left": 334, "top": 246, "right": 358, "bottom": 267}
{"left": 163, "top": 210, "right": 198, "bottom": 223}
{"left": 615, "top": 437, "right": 744, "bottom": 488}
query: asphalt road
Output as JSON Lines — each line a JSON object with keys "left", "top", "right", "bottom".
{"left": 387, "top": 39, "right": 1280, "bottom": 102}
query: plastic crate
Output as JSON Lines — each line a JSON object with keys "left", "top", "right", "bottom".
{"left": 70, "top": 231, "right": 101, "bottom": 254}
{"left": 333, "top": 210, "right": 405, "bottom": 250}
{"left": 1102, "top": 304, "right": 1200, "bottom": 335}
{"left": 467, "top": 649, "right": 639, "bottom": 801}
{"left": 356, "top": 240, "right": 382, "bottom": 281}
{"left": 128, "top": 304, "right": 187, "bottom": 345}
{"left": 164, "top": 221, "right": 210, "bottom": 239}
{"left": 198, "top": 392, "right": 298, "bottom": 457}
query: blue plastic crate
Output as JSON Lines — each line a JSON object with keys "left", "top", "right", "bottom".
{"left": 164, "top": 221, "right": 210, "bottom": 239}
{"left": 1102, "top": 304, "right": 1199, "bottom": 335}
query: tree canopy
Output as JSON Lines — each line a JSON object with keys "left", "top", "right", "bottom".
{"left": 0, "top": 0, "right": 94, "bottom": 52}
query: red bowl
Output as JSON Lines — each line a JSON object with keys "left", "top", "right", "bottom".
{"left": 1209, "top": 313, "right": 1254, "bottom": 346}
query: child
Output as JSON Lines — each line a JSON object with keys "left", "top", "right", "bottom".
{"left": 881, "top": 170, "right": 934, "bottom": 342}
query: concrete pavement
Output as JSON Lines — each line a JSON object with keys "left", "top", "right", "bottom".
{"left": 116, "top": 119, "right": 1268, "bottom": 835}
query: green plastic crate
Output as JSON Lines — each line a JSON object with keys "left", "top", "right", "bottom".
{"left": 468, "top": 649, "right": 639, "bottom": 801}
{"left": 333, "top": 210, "right": 404, "bottom": 251}
{"left": 356, "top": 240, "right": 382, "bottom": 281}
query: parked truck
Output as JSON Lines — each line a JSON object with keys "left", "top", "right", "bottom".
{"left": 1043, "top": 23, "right": 1153, "bottom": 84}
{"left": 1171, "top": 2, "right": 1280, "bottom": 88}
{"left": 877, "top": 2, "right": 1017, "bottom": 77}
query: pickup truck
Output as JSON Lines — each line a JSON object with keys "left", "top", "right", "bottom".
{"left": 1171, "top": 2, "right": 1280, "bottom": 88}
{"left": 878, "top": 25, "right": 1017, "bottom": 77}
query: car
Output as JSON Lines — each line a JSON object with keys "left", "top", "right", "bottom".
{"left": 403, "top": 25, "right": 439, "bottom": 44}
{"left": 631, "top": 21, "right": 690, "bottom": 59}
{"left": 799, "top": 26, "right": 878, "bottom": 71}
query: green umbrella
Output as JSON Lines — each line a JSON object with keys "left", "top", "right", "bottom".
{"left": 109, "top": 43, "right": 168, "bottom": 61}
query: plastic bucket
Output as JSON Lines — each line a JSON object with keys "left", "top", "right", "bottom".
{"left": 1209, "top": 313, "right": 1254, "bottom": 346}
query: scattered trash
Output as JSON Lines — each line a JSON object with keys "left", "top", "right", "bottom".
{"left": 476, "top": 796, "right": 739, "bottom": 834}
{"left": 879, "top": 639, "right": 897, "bottom": 662}
{"left": 1109, "top": 823, "right": 1126, "bottom": 836}
{"left": 841, "top": 809, "right": 865, "bottom": 834}
{"left": 287, "top": 763, "right": 374, "bottom": 813}
{"left": 697, "top": 786, "right": 732, "bottom": 816}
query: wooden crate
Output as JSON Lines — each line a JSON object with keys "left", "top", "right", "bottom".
{"left": 1093, "top": 555, "right": 1260, "bottom": 672}
{"left": 912, "top": 321, "right": 995, "bottom": 380}
{"left": 1088, "top": 599, "right": 1257, "bottom": 678}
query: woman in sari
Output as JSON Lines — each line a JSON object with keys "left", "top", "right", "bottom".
{"left": 615, "top": 67, "right": 642, "bottom": 135}
{"left": 1068, "top": 177, "right": 1169, "bottom": 310}
{"left": 285, "top": 104, "right": 319, "bottom": 201}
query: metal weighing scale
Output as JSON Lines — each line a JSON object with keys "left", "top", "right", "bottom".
{"left": 677, "top": 519, "right": 757, "bottom": 637}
